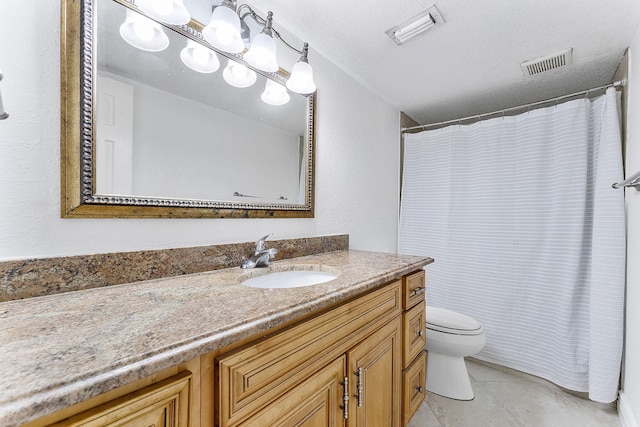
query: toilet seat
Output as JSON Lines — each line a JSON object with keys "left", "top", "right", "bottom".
{"left": 427, "top": 306, "right": 483, "bottom": 336}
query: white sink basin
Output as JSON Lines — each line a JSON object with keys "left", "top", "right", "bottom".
{"left": 241, "top": 270, "right": 338, "bottom": 289}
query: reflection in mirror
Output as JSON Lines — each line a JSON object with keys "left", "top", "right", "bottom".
{"left": 60, "top": 0, "right": 316, "bottom": 218}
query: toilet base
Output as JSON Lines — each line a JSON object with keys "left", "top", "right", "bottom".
{"left": 426, "top": 352, "right": 475, "bottom": 400}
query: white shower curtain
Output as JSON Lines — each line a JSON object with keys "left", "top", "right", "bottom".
{"left": 398, "top": 88, "right": 625, "bottom": 403}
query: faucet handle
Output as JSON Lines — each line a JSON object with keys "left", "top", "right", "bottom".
{"left": 255, "top": 234, "right": 272, "bottom": 251}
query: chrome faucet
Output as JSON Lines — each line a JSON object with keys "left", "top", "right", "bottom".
{"left": 241, "top": 234, "right": 278, "bottom": 268}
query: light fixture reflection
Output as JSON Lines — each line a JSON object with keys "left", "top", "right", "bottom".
{"left": 222, "top": 59, "right": 257, "bottom": 88}
{"left": 119, "top": 9, "right": 169, "bottom": 52}
{"left": 136, "top": 0, "right": 191, "bottom": 25}
{"left": 180, "top": 40, "right": 220, "bottom": 73}
{"left": 261, "top": 79, "right": 290, "bottom": 106}
{"left": 202, "top": 2, "right": 244, "bottom": 54}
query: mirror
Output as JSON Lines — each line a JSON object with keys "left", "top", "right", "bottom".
{"left": 61, "top": 0, "right": 315, "bottom": 218}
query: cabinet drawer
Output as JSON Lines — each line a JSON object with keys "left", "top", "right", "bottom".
{"left": 217, "top": 280, "right": 402, "bottom": 426}
{"left": 50, "top": 371, "right": 191, "bottom": 427}
{"left": 242, "top": 356, "right": 347, "bottom": 426}
{"left": 402, "top": 351, "right": 426, "bottom": 425}
{"left": 403, "top": 302, "right": 426, "bottom": 367}
{"left": 403, "top": 270, "right": 425, "bottom": 309}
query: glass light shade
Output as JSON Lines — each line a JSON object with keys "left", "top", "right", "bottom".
{"left": 244, "top": 32, "right": 279, "bottom": 72}
{"left": 261, "top": 79, "right": 290, "bottom": 106}
{"left": 202, "top": 5, "right": 244, "bottom": 54}
{"left": 180, "top": 40, "right": 220, "bottom": 73}
{"left": 136, "top": 0, "right": 190, "bottom": 25}
{"left": 222, "top": 60, "right": 257, "bottom": 88}
{"left": 286, "top": 61, "right": 316, "bottom": 94}
{"left": 119, "top": 9, "right": 169, "bottom": 52}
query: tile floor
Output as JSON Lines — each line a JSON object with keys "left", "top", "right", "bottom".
{"left": 408, "top": 358, "right": 619, "bottom": 427}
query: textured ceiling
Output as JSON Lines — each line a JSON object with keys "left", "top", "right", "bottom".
{"left": 248, "top": 0, "right": 640, "bottom": 125}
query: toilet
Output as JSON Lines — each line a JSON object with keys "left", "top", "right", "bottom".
{"left": 425, "top": 306, "right": 486, "bottom": 400}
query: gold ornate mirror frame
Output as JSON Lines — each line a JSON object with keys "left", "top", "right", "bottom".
{"left": 60, "top": 0, "right": 315, "bottom": 218}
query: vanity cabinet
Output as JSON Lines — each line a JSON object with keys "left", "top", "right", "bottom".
{"left": 401, "top": 270, "right": 427, "bottom": 424}
{"left": 19, "top": 268, "right": 428, "bottom": 427}
{"left": 215, "top": 280, "right": 403, "bottom": 426}
{"left": 214, "top": 271, "right": 426, "bottom": 427}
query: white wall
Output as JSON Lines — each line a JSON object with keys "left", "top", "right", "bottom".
{"left": 620, "top": 29, "right": 640, "bottom": 427}
{"left": 0, "top": 1, "right": 400, "bottom": 260}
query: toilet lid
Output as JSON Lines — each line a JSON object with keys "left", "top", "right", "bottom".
{"left": 426, "top": 306, "right": 483, "bottom": 335}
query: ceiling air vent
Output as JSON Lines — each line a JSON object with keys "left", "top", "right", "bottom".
{"left": 521, "top": 48, "right": 573, "bottom": 77}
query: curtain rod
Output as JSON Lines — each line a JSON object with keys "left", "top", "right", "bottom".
{"left": 402, "top": 78, "right": 626, "bottom": 133}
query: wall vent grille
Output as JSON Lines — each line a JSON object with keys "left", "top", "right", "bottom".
{"left": 521, "top": 48, "right": 573, "bottom": 76}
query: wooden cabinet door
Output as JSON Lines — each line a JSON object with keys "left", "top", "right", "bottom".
{"left": 242, "top": 356, "right": 347, "bottom": 427}
{"left": 403, "top": 302, "right": 426, "bottom": 366}
{"left": 49, "top": 371, "right": 191, "bottom": 427}
{"left": 347, "top": 318, "right": 402, "bottom": 427}
{"left": 402, "top": 351, "right": 426, "bottom": 425}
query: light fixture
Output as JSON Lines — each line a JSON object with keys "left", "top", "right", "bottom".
{"left": 119, "top": 2, "right": 317, "bottom": 98}
{"left": 243, "top": 11, "right": 278, "bottom": 72}
{"left": 261, "top": 79, "right": 290, "bottom": 106}
{"left": 205, "top": 2, "right": 316, "bottom": 94}
{"left": 119, "top": 9, "right": 169, "bottom": 52}
{"left": 180, "top": 39, "right": 220, "bottom": 73}
{"left": 135, "top": 0, "right": 190, "bottom": 25}
{"left": 222, "top": 59, "right": 257, "bottom": 88}
{"left": 386, "top": 5, "right": 444, "bottom": 45}
{"left": 286, "top": 43, "right": 316, "bottom": 95}
{"left": 202, "top": 0, "right": 245, "bottom": 54}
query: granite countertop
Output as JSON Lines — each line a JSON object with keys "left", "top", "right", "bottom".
{"left": 0, "top": 250, "right": 433, "bottom": 427}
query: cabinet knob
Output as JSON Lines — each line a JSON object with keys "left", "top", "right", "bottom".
{"left": 416, "top": 385, "right": 424, "bottom": 393}
{"left": 416, "top": 329, "right": 424, "bottom": 337}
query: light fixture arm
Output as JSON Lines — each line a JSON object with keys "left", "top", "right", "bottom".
{"left": 236, "top": 4, "right": 308, "bottom": 56}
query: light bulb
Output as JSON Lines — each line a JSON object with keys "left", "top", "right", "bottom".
{"left": 133, "top": 20, "right": 155, "bottom": 41}
{"left": 136, "top": 0, "right": 190, "bottom": 25}
{"left": 120, "top": 9, "right": 169, "bottom": 52}
{"left": 232, "top": 63, "right": 248, "bottom": 79}
{"left": 286, "top": 60, "right": 316, "bottom": 94}
{"left": 180, "top": 40, "right": 220, "bottom": 73}
{"left": 192, "top": 46, "right": 210, "bottom": 65}
{"left": 202, "top": 5, "right": 244, "bottom": 54}
{"left": 261, "top": 79, "right": 290, "bottom": 106}
{"left": 154, "top": 0, "right": 173, "bottom": 15}
{"left": 244, "top": 32, "right": 278, "bottom": 72}
{"left": 223, "top": 59, "right": 256, "bottom": 88}
{"left": 216, "top": 27, "right": 235, "bottom": 46}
